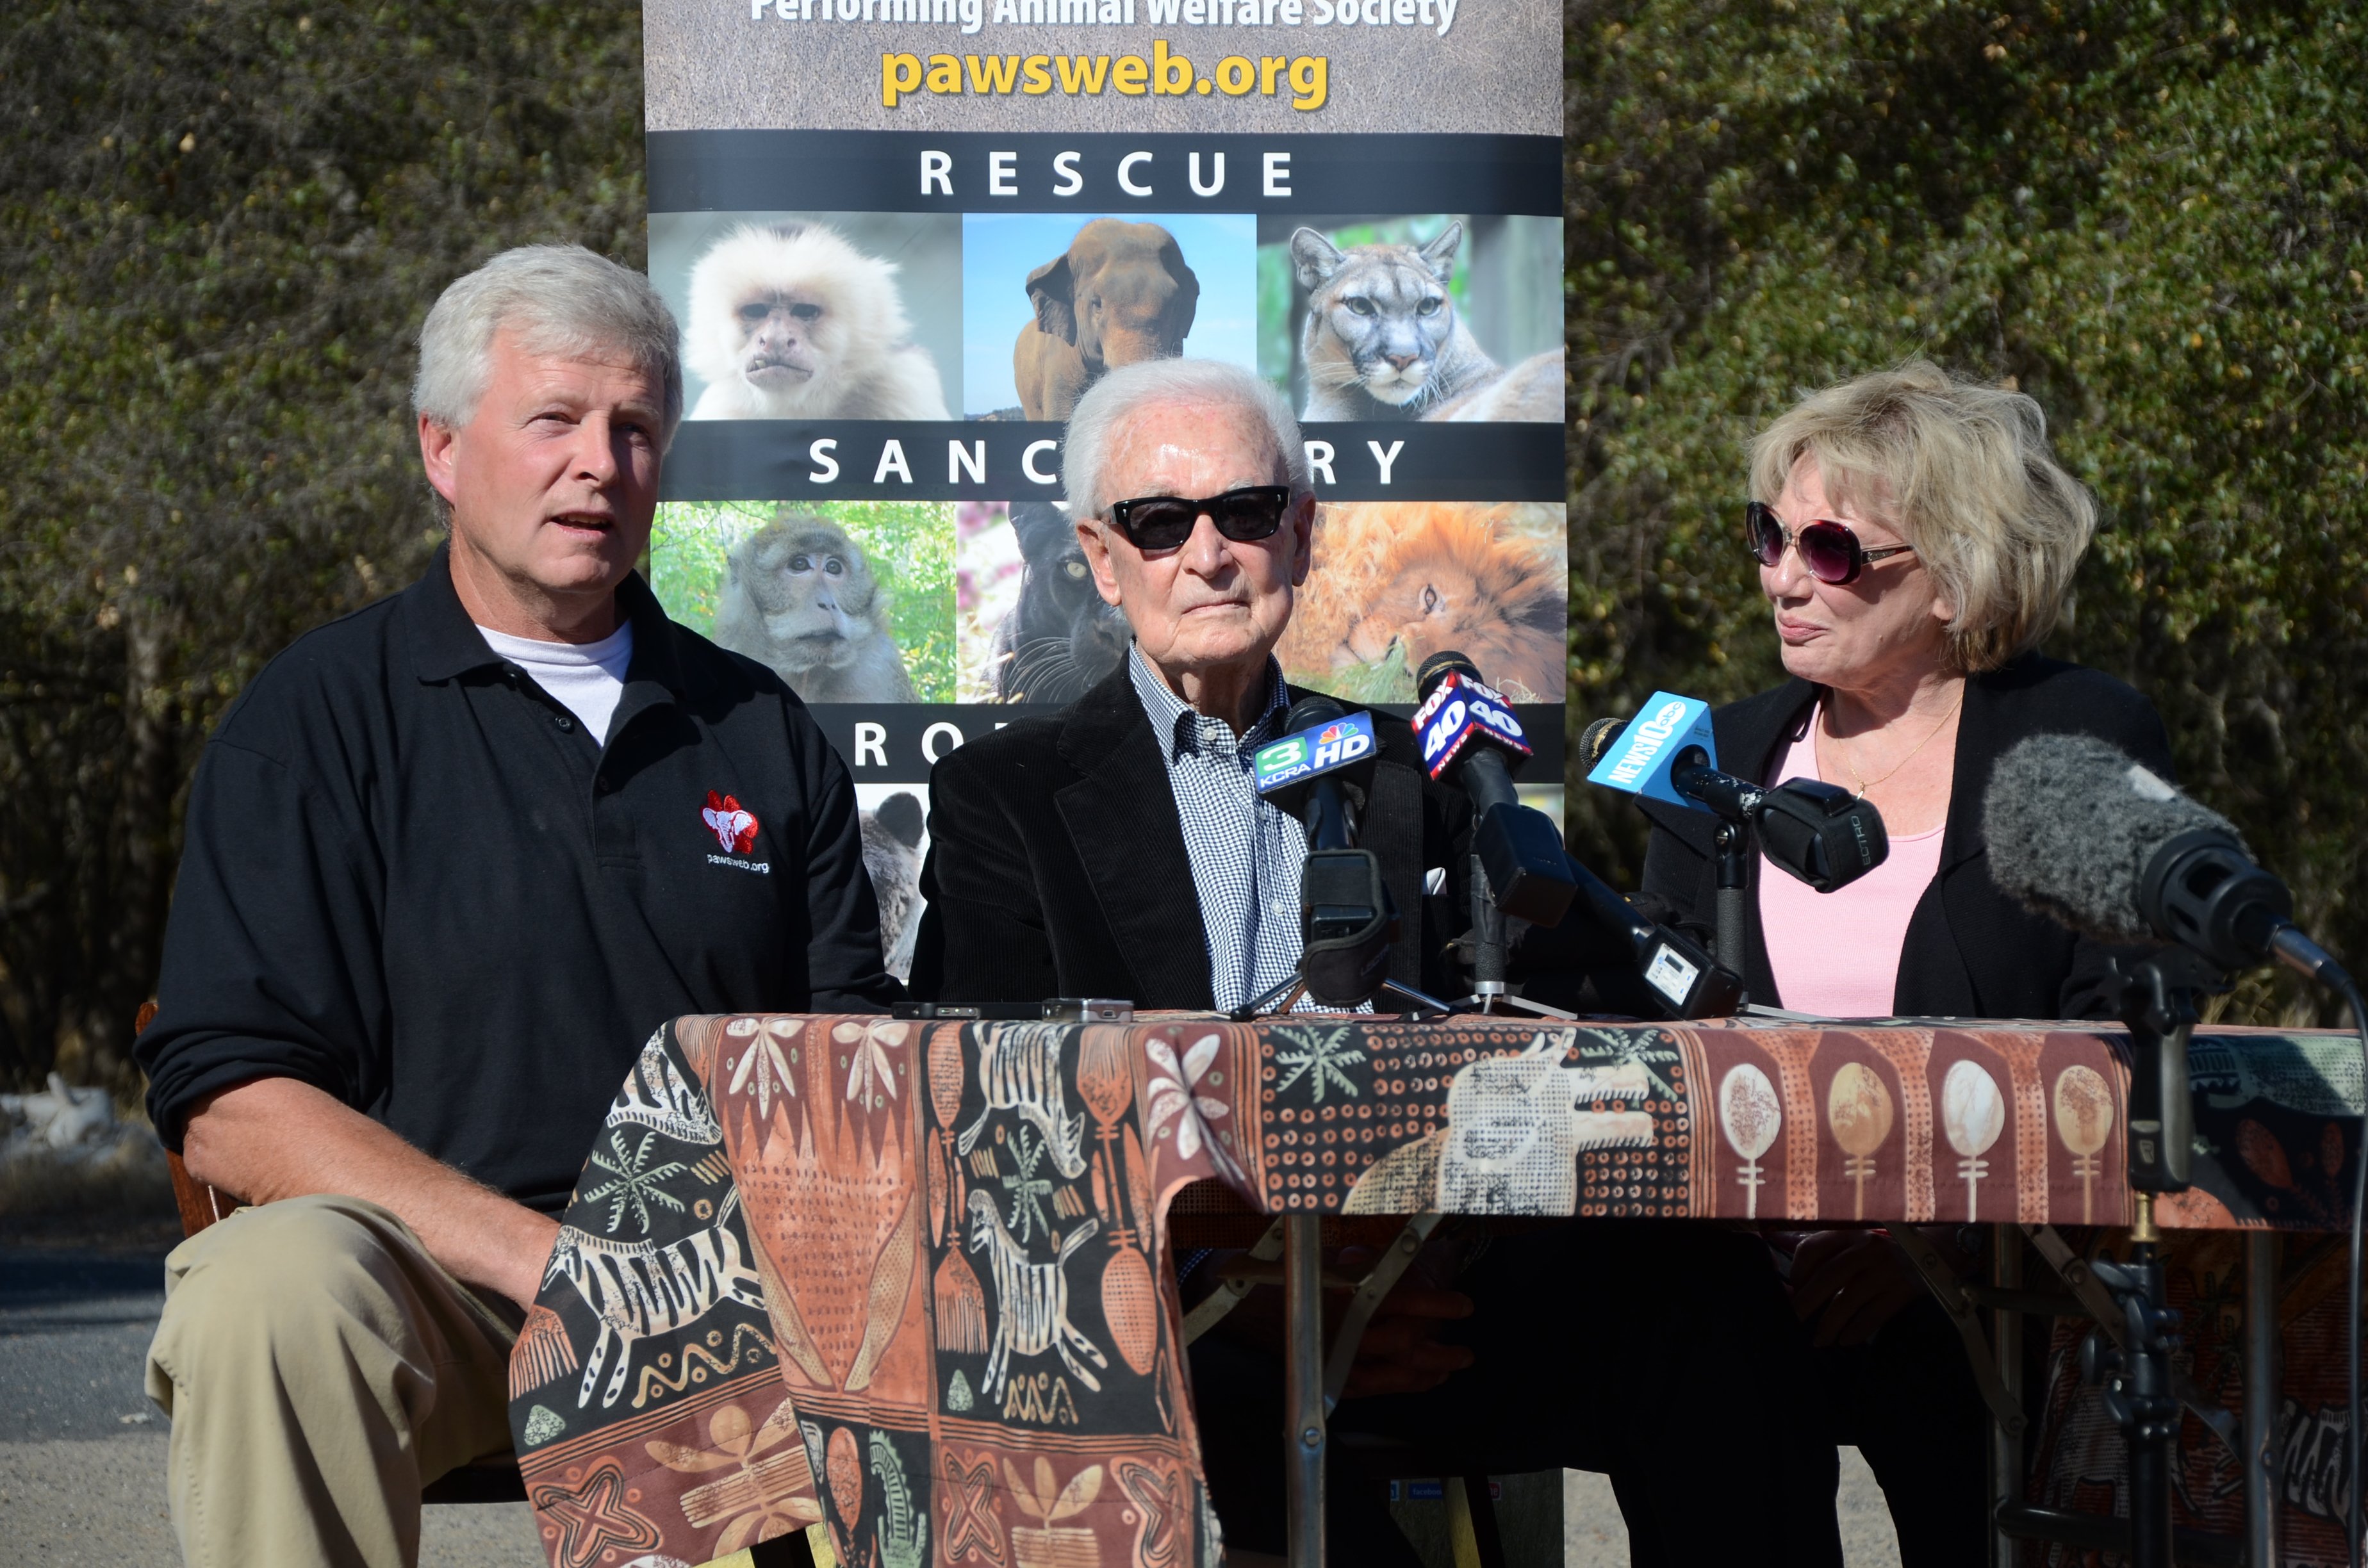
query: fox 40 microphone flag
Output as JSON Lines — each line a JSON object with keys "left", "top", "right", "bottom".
{"left": 1413, "top": 668, "right": 1531, "bottom": 781}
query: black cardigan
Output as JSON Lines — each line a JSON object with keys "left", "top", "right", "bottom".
{"left": 909, "top": 663, "right": 1486, "bottom": 1009}
{"left": 1636, "top": 655, "right": 2175, "bottom": 1020}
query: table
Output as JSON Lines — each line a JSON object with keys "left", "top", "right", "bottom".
{"left": 502, "top": 1013, "right": 2364, "bottom": 1568}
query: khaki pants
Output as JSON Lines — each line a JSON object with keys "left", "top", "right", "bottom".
{"left": 144, "top": 1194, "right": 522, "bottom": 1568}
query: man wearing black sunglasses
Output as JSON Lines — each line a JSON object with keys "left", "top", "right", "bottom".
{"left": 910, "top": 357, "right": 1511, "bottom": 1553}
{"left": 909, "top": 359, "right": 1843, "bottom": 1567}
{"left": 910, "top": 356, "right": 1475, "bottom": 1015}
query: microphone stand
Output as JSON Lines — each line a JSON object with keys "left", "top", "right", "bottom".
{"left": 1671, "top": 746, "right": 1754, "bottom": 990}
{"left": 1713, "top": 821, "right": 1750, "bottom": 983}
{"left": 1461, "top": 857, "right": 1577, "bottom": 1020}
{"left": 2080, "top": 954, "right": 2210, "bottom": 1568}
{"left": 1236, "top": 969, "right": 1452, "bottom": 1020}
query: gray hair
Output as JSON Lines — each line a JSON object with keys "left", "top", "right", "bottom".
{"left": 1063, "top": 359, "right": 1310, "bottom": 521}
{"left": 413, "top": 245, "right": 684, "bottom": 446}
{"left": 1750, "top": 359, "right": 2097, "bottom": 674}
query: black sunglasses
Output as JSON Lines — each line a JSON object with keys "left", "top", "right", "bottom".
{"left": 1107, "top": 486, "right": 1294, "bottom": 552}
{"left": 1745, "top": 501, "right": 1916, "bottom": 585}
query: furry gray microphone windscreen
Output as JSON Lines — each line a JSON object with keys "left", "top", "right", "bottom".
{"left": 1980, "top": 732, "right": 2246, "bottom": 942}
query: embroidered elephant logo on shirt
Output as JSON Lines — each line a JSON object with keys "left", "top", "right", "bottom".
{"left": 702, "top": 791, "right": 761, "bottom": 854}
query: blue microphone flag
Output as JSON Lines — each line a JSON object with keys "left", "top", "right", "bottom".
{"left": 1253, "top": 710, "right": 1378, "bottom": 795}
{"left": 1584, "top": 692, "right": 1718, "bottom": 810}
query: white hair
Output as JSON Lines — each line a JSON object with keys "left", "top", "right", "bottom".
{"left": 1062, "top": 359, "right": 1310, "bottom": 521}
{"left": 413, "top": 245, "right": 684, "bottom": 445}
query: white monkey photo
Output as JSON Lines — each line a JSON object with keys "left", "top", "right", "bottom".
{"left": 663, "top": 212, "right": 960, "bottom": 421}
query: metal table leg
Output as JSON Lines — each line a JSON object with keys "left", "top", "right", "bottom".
{"left": 1323, "top": 1213, "right": 1444, "bottom": 1412}
{"left": 2244, "top": 1230, "right": 2280, "bottom": 1567}
{"left": 1992, "top": 1223, "right": 2023, "bottom": 1568}
{"left": 1285, "top": 1213, "right": 1326, "bottom": 1568}
{"left": 1181, "top": 1220, "right": 1285, "bottom": 1346}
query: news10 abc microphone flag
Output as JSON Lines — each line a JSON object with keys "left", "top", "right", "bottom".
{"left": 634, "top": 0, "right": 1572, "bottom": 957}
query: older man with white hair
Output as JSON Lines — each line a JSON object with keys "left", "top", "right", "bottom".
{"left": 913, "top": 357, "right": 1479, "bottom": 1010}
{"left": 914, "top": 358, "right": 1847, "bottom": 1567}
{"left": 135, "top": 245, "right": 892, "bottom": 1568}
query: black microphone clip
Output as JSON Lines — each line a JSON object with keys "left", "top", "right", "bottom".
{"left": 1667, "top": 746, "right": 1889, "bottom": 894}
{"left": 1256, "top": 694, "right": 1399, "bottom": 1009}
{"left": 2141, "top": 828, "right": 2294, "bottom": 974}
{"left": 1299, "top": 849, "right": 1399, "bottom": 1007}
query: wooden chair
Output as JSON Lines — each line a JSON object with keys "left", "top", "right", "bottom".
{"left": 141, "top": 1002, "right": 527, "bottom": 1507}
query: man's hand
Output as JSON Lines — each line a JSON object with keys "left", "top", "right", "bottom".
{"left": 1782, "top": 1228, "right": 1952, "bottom": 1348}
{"left": 183, "top": 1076, "right": 560, "bottom": 1312}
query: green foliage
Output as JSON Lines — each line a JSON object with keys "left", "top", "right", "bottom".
{"left": 1255, "top": 243, "right": 1297, "bottom": 387}
{"left": 652, "top": 500, "right": 957, "bottom": 701}
{"left": 1563, "top": 1, "right": 2367, "bottom": 1023}
{"left": 4, "top": 0, "right": 2362, "bottom": 1084}
{"left": 0, "top": 1, "right": 646, "bottom": 1087}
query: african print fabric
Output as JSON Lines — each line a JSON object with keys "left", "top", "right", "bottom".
{"left": 509, "top": 1013, "right": 2360, "bottom": 1567}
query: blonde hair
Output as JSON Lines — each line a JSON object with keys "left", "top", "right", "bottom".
{"left": 1748, "top": 360, "right": 2095, "bottom": 673}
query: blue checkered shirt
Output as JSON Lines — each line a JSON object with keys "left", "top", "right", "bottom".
{"left": 1126, "top": 646, "right": 1321, "bottom": 1012}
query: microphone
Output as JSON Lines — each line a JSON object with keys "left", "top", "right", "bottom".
{"left": 1253, "top": 697, "right": 1379, "bottom": 849}
{"left": 1565, "top": 858, "right": 1745, "bottom": 1019}
{"left": 1984, "top": 733, "right": 2348, "bottom": 986}
{"left": 1412, "top": 651, "right": 1579, "bottom": 926}
{"left": 1253, "top": 696, "right": 1395, "bottom": 1006}
{"left": 1987, "top": 733, "right": 2368, "bottom": 1568}
{"left": 1584, "top": 693, "right": 1889, "bottom": 894}
{"left": 1578, "top": 714, "right": 1631, "bottom": 771}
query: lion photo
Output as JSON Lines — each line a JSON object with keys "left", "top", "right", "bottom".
{"left": 1276, "top": 500, "right": 1567, "bottom": 704}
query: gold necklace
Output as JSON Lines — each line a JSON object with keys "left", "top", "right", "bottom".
{"left": 1823, "top": 687, "right": 1965, "bottom": 799}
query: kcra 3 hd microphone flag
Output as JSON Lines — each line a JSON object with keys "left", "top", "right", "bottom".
{"left": 1585, "top": 692, "right": 1716, "bottom": 810}
{"left": 1413, "top": 669, "right": 1530, "bottom": 781}
{"left": 1253, "top": 710, "right": 1377, "bottom": 796}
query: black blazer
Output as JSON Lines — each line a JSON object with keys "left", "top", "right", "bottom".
{"left": 1637, "top": 655, "right": 2175, "bottom": 1020}
{"left": 909, "top": 663, "right": 1477, "bottom": 1009}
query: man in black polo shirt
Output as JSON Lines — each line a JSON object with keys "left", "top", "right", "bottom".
{"left": 133, "top": 244, "right": 892, "bottom": 1568}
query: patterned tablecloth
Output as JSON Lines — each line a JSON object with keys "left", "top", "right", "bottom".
{"left": 504, "top": 1013, "right": 2363, "bottom": 1568}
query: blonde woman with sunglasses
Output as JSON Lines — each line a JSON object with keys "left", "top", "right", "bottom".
{"left": 1634, "top": 360, "right": 2175, "bottom": 1567}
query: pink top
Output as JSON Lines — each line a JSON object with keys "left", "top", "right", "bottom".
{"left": 1757, "top": 712, "right": 1949, "bottom": 1018}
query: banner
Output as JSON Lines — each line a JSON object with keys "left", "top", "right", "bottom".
{"left": 643, "top": 0, "right": 1566, "bottom": 981}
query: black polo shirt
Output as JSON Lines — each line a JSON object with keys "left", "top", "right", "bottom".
{"left": 136, "top": 546, "right": 894, "bottom": 1214}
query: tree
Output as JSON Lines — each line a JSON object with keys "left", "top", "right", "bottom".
{"left": 5, "top": 1, "right": 2361, "bottom": 1088}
